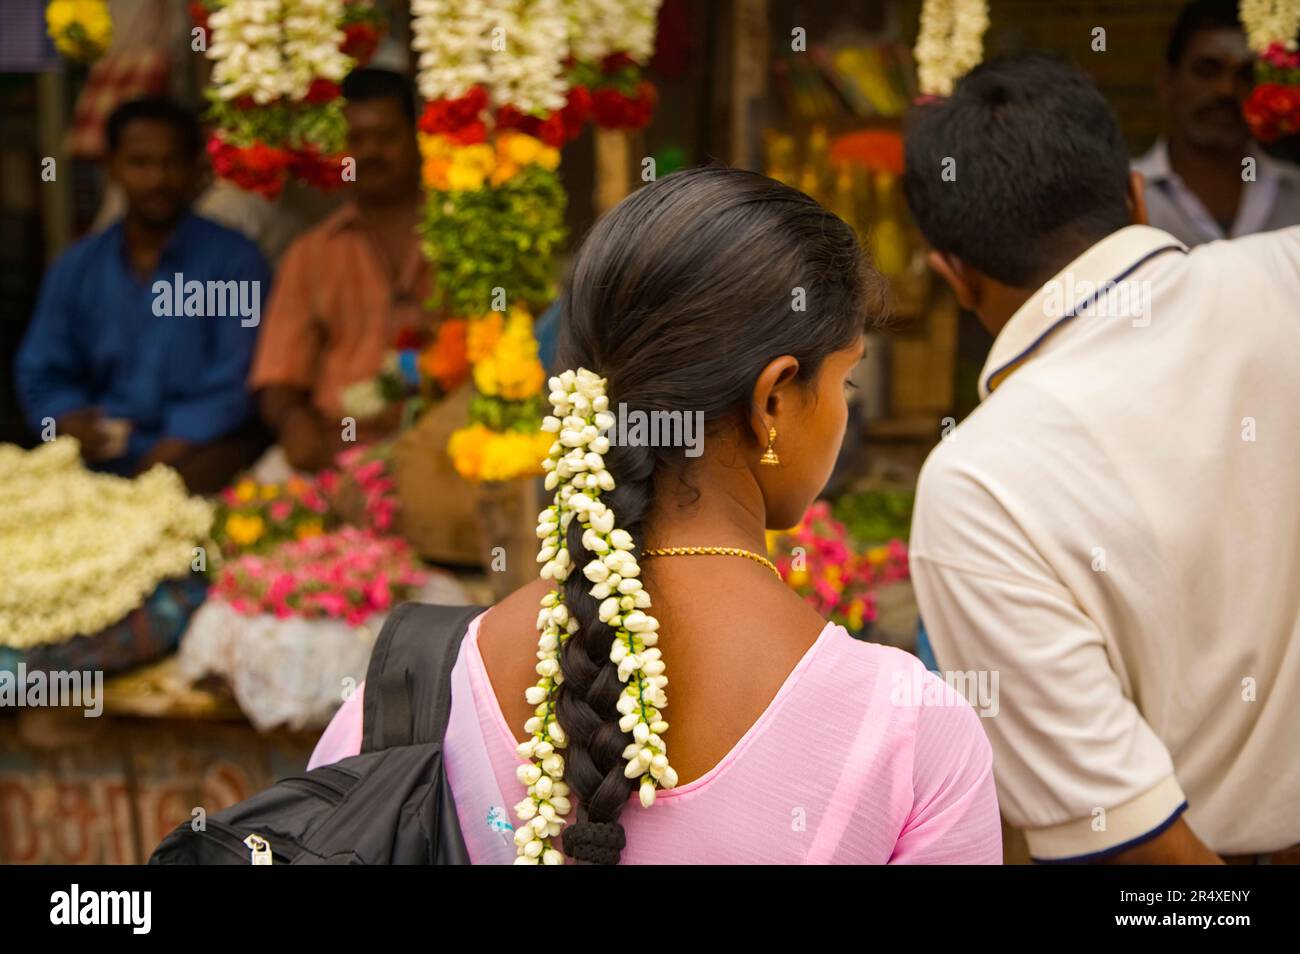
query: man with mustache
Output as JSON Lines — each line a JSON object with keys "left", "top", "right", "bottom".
{"left": 250, "top": 68, "right": 434, "bottom": 471}
{"left": 1134, "top": 0, "right": 1300, "bottom": 246}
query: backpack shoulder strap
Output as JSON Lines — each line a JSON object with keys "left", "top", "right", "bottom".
{"left": 361, "top": 602, "right": 485, "bottom": 753}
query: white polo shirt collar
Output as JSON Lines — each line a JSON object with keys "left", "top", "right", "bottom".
{"left": 978, "top": 225, "right": 1188, "bottom": 400}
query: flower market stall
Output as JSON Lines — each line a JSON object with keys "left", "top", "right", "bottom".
{"left": 3, "top": 0, "right": 674, "bottom": 865}
{"left": 180, "top": 449, "right": 472, "bottom": 731}
{"left": 0, "top": 436, "right": 475, "bottom": 862}
{"left": 7, "top": 0, "right": 1294, "bottom": 869}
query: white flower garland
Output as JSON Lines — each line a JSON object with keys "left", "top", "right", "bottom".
{"left": 411, "top": 0, "right": 494, "bottom": 103}
{"left": 207, "top": 0, "right": 349, "bottom": 105}
{"left": 1240, "top": 0, "right": 1300, "bottom": 53}
{"left": 513, "top": 369, "right": 677, "bottom": 864}
{"left": 489, "top": 0, "right": 569, "bottom": 115}
{"left": 0, "top": 440, "right": 213, "bottom": 649}
{"left": 914, "top": 0, "right": 989, "bottom": 97}
{"left": 208, "top": 0, "right": 285, "bottom": 104}
{"left": 282, "top": 0, "right": 351, "bottom": 97}
{"left": 412, "top": 0, "right": 569, "bottom": 115}
{"left": 567, "top": 0, "right": 662, "bottom": 65}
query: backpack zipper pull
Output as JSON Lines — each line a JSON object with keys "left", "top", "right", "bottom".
{"left": 244, "top": 833, "right": 273, "bottom": 865}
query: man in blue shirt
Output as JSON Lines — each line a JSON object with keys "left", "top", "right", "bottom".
{"left": 16, "top": 98, "right": 270, "bottom": 492}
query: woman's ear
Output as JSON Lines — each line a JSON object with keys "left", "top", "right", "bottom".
{"left": 928, "top": 250, "right": 980, "bottom": 312}
{"left": 749, "top": 355, "right": 801, "bottom": 448}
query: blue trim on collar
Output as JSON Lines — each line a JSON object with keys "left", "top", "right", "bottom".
{"left": 982, "top": 243, "right": 1189, "bottom": 396}
{"left": 1030, "top": 801, "right": 1189, "bottom": 865}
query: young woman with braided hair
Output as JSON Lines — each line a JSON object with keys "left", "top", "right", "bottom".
{"left": 308, "top": 167, "right": 1002, "bottom": 864}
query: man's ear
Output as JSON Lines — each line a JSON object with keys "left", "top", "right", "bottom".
{"left": 927, "top": 250, "right": 980, "bottom": 312}
{"left": 1127, "top": 170, "right": 1149, "bottom": 226}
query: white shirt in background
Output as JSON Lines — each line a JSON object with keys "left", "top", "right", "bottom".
{"left": 1134, "top": 138, "right": 1300, "bottom": 247}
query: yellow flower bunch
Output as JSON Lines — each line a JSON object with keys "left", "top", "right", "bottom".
{"left": 46, "top": 0, "right": 113, "bottom": 63}
{"left": 419, "top": 131, "right": 560, "bottom": 192}
{"left": 0, "top": 439, "right": 212, "bottom": 649}
{"left": 472, "top": 306, "right": 546, "bottom": 401}
{"left": 497, "top": 130, "right": 561, "bottom": 172}
{"left": 224, "top": 513, "right": 266, "bottom": 547}
{"left": 467, "top": 311, "right": 505, "bottom": 363}
{"left": 449, "top": 424, "right": 553, "bottom": 483}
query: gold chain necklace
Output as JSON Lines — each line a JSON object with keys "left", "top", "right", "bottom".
{"left": 641, "top": 546, "right": 782, "bottom": 581}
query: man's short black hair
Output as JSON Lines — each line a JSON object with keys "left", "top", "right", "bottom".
{"left": 902, "top": 53, "right": 1132, "bottom": 288}
{"left": 1166, "top": 0, "right": 1243, "bottom": 68}
{"left": 342, "top": 68, "right": 417, "bottom": 124}
{"left": 106, "top": 97, "right": 203, "bottom": 156}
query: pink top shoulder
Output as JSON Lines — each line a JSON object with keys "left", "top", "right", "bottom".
{"left": 308, "top": 613, "right": 1002, "bottom": 864}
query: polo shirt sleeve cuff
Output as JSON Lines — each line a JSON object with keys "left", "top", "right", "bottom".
{"left": 1025, "top": 775, "right": 1188, "bottom": 863}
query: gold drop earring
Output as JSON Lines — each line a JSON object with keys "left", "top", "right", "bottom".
{"left": 760, "top": 426, "right": 780, "bottom": 466}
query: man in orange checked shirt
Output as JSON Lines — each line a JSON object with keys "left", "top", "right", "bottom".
{"left": 250, "top": 69, "right": 436, "bottom": 472}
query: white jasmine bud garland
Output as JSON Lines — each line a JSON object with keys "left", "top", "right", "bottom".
{"left": 515, "top": 367, "right": 677, "bottom": 864}
{"left": 567, "top": 0, "right": 663, "bottom": 66}
{"left": 207, "top": 0, "right": 350, "bottom": 105}
{"left": 914, "top": 0, "right": 989, "bottom": 98}
{"left": 1240, "top": 0, "right": 1300, "bottom": 53}
{"left": 411, "top": 0, "right": 568, "bottom": 115}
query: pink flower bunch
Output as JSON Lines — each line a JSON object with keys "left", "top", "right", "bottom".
{"left": 214, "top": 526, "right": 427, "bottom": 626}
{"left": 1262, "top": 41, "right": 1300, "bottom": 71}
{"left": 769, "top": 500, "right": 910, "bottom": 633}
{"left": 333, "top": 447, "right": 400, "bottom": 532}
{"left": 1246, "top": 42, "right": 1300, "bottom": 143}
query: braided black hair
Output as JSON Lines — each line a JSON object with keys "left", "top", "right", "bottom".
{"left": 552, "top": 166, "right": 879, "bottom": 863}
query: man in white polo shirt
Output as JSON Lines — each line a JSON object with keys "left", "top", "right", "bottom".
{"left": 903, "top": 54, "right": 1300, "bottom": 864}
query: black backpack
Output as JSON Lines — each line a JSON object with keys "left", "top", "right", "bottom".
{"left": 150, "top": 602, "right": 485, "bottom": 865}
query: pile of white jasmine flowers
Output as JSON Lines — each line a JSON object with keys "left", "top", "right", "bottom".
{"left": 0, "top": 439, "right": 212, "bottom": 650}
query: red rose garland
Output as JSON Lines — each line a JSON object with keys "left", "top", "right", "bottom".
{"left": 1244, "top": 42, "right": 1300, "bottom": 143}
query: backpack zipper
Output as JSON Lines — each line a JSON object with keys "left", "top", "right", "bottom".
{"left": 200, "top": 819, "right": 291, "bottom": 864}
{"left": 244, "top": 833, "right": 273, "bottom": 865}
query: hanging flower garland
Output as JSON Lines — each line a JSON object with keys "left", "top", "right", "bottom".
{"left": 411, "top": 0, "right": 588, "bottom": 482}
{"left": 339, "top": 0, "right": 387, "bottom": 64}
{"left": 913, "top": 0, "right": 989, "bottom": 98}
{"left": 1241, "top": 0, "right": 1300, "bottom": 142}
{"left": 566, "top": 0, "right": 663, "bottom": 129}
{"left": 192, "top": 0, "right": 384, "bottom": 64}
{"left": 513, "top": 369, "right": 676, "bottom": 864}
{"left": 202, "top": 0, "right": 355, "bottom": 199}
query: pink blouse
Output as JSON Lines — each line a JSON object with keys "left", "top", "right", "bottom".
{"left": 308, "top": 612, "right": 1002, "bottom": 864}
